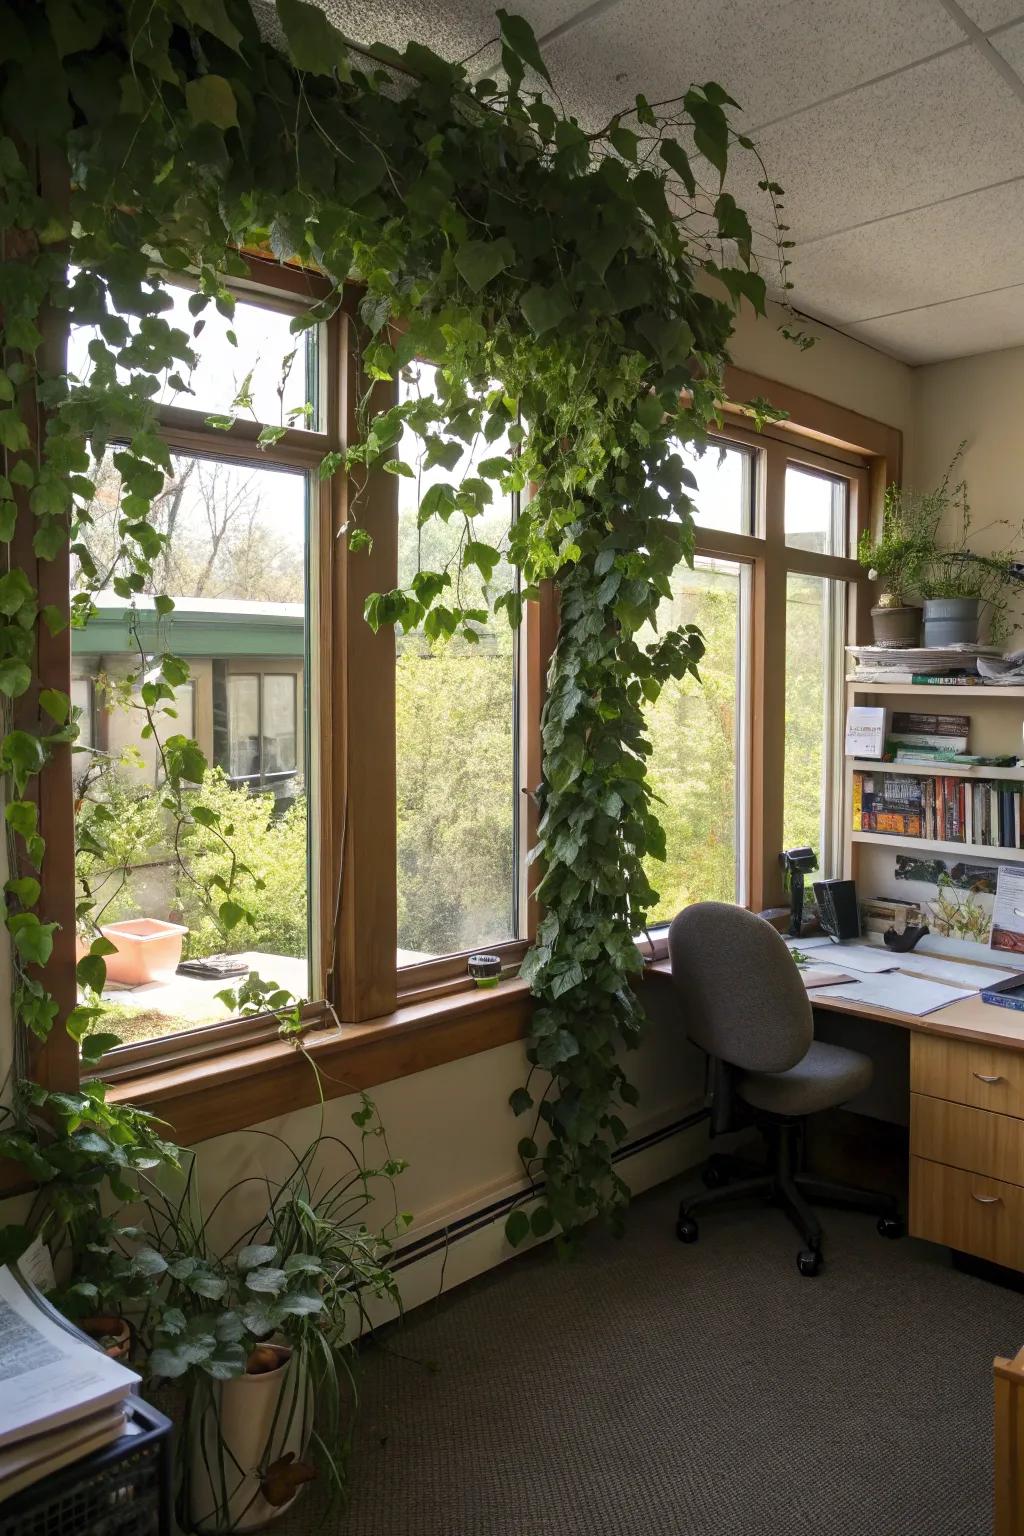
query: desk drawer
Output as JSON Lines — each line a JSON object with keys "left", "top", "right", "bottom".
{"left": 910, "top": 1157, "right": 1024, "bottom": 1270}
{"left": 911, "top": 1034, "right": 1024, "bottom": 1118}
{"left": 911, "top": 1093, "right": 1024, "bottom": 1186}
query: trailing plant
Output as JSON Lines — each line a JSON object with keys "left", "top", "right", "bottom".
{"left": 0, "top": 0, "right": 788, "bottom": 1265}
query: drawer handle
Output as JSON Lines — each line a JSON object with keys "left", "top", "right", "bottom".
{"left": 971, "top": 1193, "right": 1003, "bottom": 1205}
{"left": 973, "top": 1073, "right": 1005, "bottom": 1084}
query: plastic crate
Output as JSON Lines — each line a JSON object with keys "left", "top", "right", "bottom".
{"left": 0, "top": 1397, "right": 173, "bottom": 1536}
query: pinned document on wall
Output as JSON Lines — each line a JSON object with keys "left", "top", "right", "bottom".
{"left": 845, "top": 705, "right": 885, "bottom": 759}
{"left": 990, "top": 864, "right": 1024, "bottom": 956}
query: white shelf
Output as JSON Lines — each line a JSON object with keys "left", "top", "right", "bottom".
{"left": 847, "top": 680, "right": 1024, "bottom": 699}
{"left": 848, "top": 759, "right": 1024, "bottom": 780}
{"left": 851, "top": 830, "right": 1024, "bottom": 862}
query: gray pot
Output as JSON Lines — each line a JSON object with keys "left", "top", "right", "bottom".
{"left": 870, "top": 604, "right": 920, "bottom": 648}
{"left": 922, "top": 596, "right": 981, "bottom": 647}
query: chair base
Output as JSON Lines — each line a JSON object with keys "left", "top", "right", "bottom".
{"left": 676, "top": 1123, "right": 903, "bottom": 1275}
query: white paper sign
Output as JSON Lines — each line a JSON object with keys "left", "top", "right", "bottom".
{"left": 991, "top": 864, "right": 1024, "bottom": 956}
{"left": 845, "top": 705, "right": 885, "bottom": 759}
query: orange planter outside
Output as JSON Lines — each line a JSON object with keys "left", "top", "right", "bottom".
{"left": 96, "top": 918, "right": 189, "bottom": 986}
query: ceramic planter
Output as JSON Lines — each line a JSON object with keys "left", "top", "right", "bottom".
{"left": 188, "top": 1346, "right": 313, "bottom": 1534}
{"left": 922, "top": 596, "right": 981, "bottom": 647}
{"left": 869, "top": 603, "right": 920, "bottom": 648}
{"left": 83, "top": 917, "right": 189, "bottom": 986}
{"left": 81, "top": 1314, "right": 132, "bottom": 1360}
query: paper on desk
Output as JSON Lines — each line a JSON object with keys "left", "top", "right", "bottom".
{"left": 784, "top": 936, "right": 834, "bottom": 951}
{"left": 824, "top": 944, "right": 900, "bottom": 974}
{"left": 801, "top": 966, "right": 859, "bottom": 989}
{"left": 816, "top": 972, "right": 975, "bottom": 1017}
{"left": 895, "top": 952, "right": 1016, "bottom": 990}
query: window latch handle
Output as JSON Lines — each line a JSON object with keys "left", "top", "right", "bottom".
{"left": 971, "top": 1192, "right": 1002, "bottom": 1205}
{"left": 973, "top": 1072, "right": 1004, "bottom": 1084}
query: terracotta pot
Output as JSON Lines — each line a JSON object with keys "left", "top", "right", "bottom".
{"left": 86, "top": 917, "right": 189, "bottom": 985}
{"left": 870, "top": 603, "right": 920, "bottom": 648}
{"left": 188, "top": 1345, "right": 314, "bottom": 1534}
{"left": 81, "top": 1314, "right": 132, "bottom": 1361}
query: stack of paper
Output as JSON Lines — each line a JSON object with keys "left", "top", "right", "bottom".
{"left": 0, "top": 1267, "right": 138, "bottom": 1500}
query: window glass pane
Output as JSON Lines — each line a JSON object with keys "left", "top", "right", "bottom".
{"left": 228, "top": 676, "right": 260, "bottom": 778}
{"left": 72, "top": 452, "right": 310, "bottom": 1046}
{"left": 395, "top": 362, "right": 518, "bottom": 963}
{"left": 783, "top": 573, "right": 844, "bottom": 870}
{"left": 680, "top": 440, "right": 754, "bottom": 535}
{"left": 785, "top": 465, "right": 847, "bottom": 555}
{"left": 68, "top": 283, "right": 319, "bottom": 431}
{"left": 262, "top": 675, "right": 297, "bottom": 775}
{"left": 645, "top": 557, "right": 747, "bottom": 924}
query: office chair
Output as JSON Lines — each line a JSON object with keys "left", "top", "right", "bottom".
{"left": 668, "top": 902, "right": 903, "bottom": 1277}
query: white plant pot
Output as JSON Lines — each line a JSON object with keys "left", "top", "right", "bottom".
{"left": 188, "top": 1347, "right": 312, "bottom": 1534}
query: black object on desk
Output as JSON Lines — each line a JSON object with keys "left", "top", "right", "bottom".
{"left": 780, "top": 846, "right": 818, "bottom": 936}
{"left": 813, "top": 877, "right": 861, "bottom": 942}
{"left": 0, "top": 1397, "right": 173, "bottom": 1536}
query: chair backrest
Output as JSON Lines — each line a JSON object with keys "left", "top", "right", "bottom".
{"left": 667, "top": 902, "right": 813, "bottom": 1073}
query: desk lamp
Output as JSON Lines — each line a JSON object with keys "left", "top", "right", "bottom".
{"left": 780, "top": 846, "right": 818, "bottom": 937}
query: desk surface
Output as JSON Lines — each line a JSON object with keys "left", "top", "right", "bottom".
{"left": 646, "top": 954, "right": 1024, "bottom": 1053}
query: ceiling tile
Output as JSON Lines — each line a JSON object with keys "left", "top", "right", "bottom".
{"left": 317, "top": 0, "right": 579, "bottom": 62}
{"left": 786, "top": 178, "right": 1024, "bottom": 324}
{"left": 843, "top": 285, "right": 1024, "bottom": 364}
{"left": 957, "top": 1, "right": 1024, "bottom": 27}
{"left": 992, "top": 16, "right": 1024, "bottom": 70}
{"left": 538, "top": 0, "right": 962, "bottom": 132}
{"left": 748, "top": 44, "right": 1024, "bottom": 243}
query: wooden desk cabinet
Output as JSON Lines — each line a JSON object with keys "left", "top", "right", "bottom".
{"left": 910, "top": 1033, "right": 1024, "bottom": 1271}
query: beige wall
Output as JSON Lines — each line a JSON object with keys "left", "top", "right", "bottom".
{"left": 729, "top": 299, "right": 916, "bottom": 440}
{"left": 909, "top": 343, "right": 1024, "bottom": 545}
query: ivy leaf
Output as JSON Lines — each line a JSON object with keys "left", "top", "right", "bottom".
{"left": 454, "top": 238, "right": 515, "bottom": 294}
{"left": 185, "top": 75, "right": 238, "bottom": 130}
{"left": 179, "top": 0, "right": 243, "bottom": 52}
{"left": 509, "top": 1087, "right": 533, "bottom": 1115}
{"left": 237, "top": 1243, "right": 278, "bottom": 1272}
{"left": 609, "top": 125, "right": 638, "bottom": 161}
{"left": 0, "top": 660, "right": 30, "bottom": 699}
{"left": 278, "top": 0, "right": 351, "bottom": 78}
{"left": 505, "top": 1209, "right": 531, "bottom": 1247}
{"left": 520, "top": 283, "right": 572, "bottom": 336}
{"left": 496, "top": 10, "right": 551, "bottom": 84}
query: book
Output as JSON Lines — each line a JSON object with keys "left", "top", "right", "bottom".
{"left": 889, "top": 712, "right": 969, "bottom": 753}
{"left": 852, "top": 770, "right": 1023, "bottom": 849}
{"left": 0, "top": 1264, "right": 137, "bottom": 1485}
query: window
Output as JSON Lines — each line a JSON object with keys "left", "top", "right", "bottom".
{"left": 67, "top": 282, "right": 319, "bottom": 431}
{"left": 645, "top": 556, "right": 749, "bottom": 923}
{"left": 783, "top": 573, "right": 845, "bottom": 871}
{"left": 394, "top": 362, "right": 520, "bottom": 965}
{"left": 683, "top": 440, "right": 755, "bottom": 535}
{"left": 69, "top": 272, "right": 318, "bottom": 1050}
{"left": 785, "top": 464, "right": 847, "bottom": 555}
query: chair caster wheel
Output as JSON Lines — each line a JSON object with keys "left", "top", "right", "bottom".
{"left": 701, "top": 1156, "right": 730, "bottom": 1189}
{"left": 676, "top": 1216, "right": 699, "bottom": 1244}
{"left": 877, "top": 1215, "right": 904, "bottom": 1239}
{"left": 797, "top": 1248, "right": 822, "bottom": 1277}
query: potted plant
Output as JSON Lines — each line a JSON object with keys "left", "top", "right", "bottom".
{"left": 857, "top": 469, "right": 947, "bottom": 647}
{"left": 127, "top": 1103, "right": 407, "bottom": 1533}
{"left": 916, "top": 457, "right": 1024, "bottom": 647}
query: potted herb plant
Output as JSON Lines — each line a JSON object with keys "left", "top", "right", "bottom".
{"left": 917, "top": 455, "right": 1024, "bottom": 647}
{"left": 857, "top": 469, "right": 947, "bottom": 647}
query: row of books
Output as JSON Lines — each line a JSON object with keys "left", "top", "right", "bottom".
{"left": 852, "top": 770, "right": 1024, "bottom": 849}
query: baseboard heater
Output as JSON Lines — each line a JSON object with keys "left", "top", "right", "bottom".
{"left": 389, "top": 1105, "right": 709, "bottom": 1276}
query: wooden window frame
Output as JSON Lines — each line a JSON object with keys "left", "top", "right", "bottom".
{"left": 17, "top": 262, "right": 900, "bottom": 1151}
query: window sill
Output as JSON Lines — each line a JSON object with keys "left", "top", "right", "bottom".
{"left": 105, "top": 977, "right": 533, "bottom": 1146}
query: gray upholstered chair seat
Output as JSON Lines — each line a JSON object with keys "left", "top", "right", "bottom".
{"left": 738, "top": 1040, "right": 874, "bottom": 1118}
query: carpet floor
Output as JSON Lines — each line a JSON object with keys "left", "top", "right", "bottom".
{"left": 282, "top": 1176, "right": 1024, "bottom": 1536}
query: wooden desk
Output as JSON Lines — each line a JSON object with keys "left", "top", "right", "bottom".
{"left": 647, "top": 952, "right": 1024, "bottom": 1271}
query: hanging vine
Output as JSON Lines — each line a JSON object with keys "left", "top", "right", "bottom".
{"left": 0, "top": 0, "right": 791, "bottom": 1247}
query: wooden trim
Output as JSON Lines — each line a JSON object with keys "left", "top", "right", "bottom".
{"left": 523, "top": 582, "right": 558, "bottom": 938}
{"left": 334, "top": 312, "right": 398, "bottom": 1021}
{"left": 723, "top": 366, "right": 903, "bottom": 470}
{"left": 106, "top": 980, "right": 532, "bottom": 1145}
{"left": 995, "top": 1344, "right": 1024, "bottom": 1536}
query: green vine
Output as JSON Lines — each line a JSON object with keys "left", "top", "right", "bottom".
{"left": 0, "top": 0, "right": 787, "bottom": 1250}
